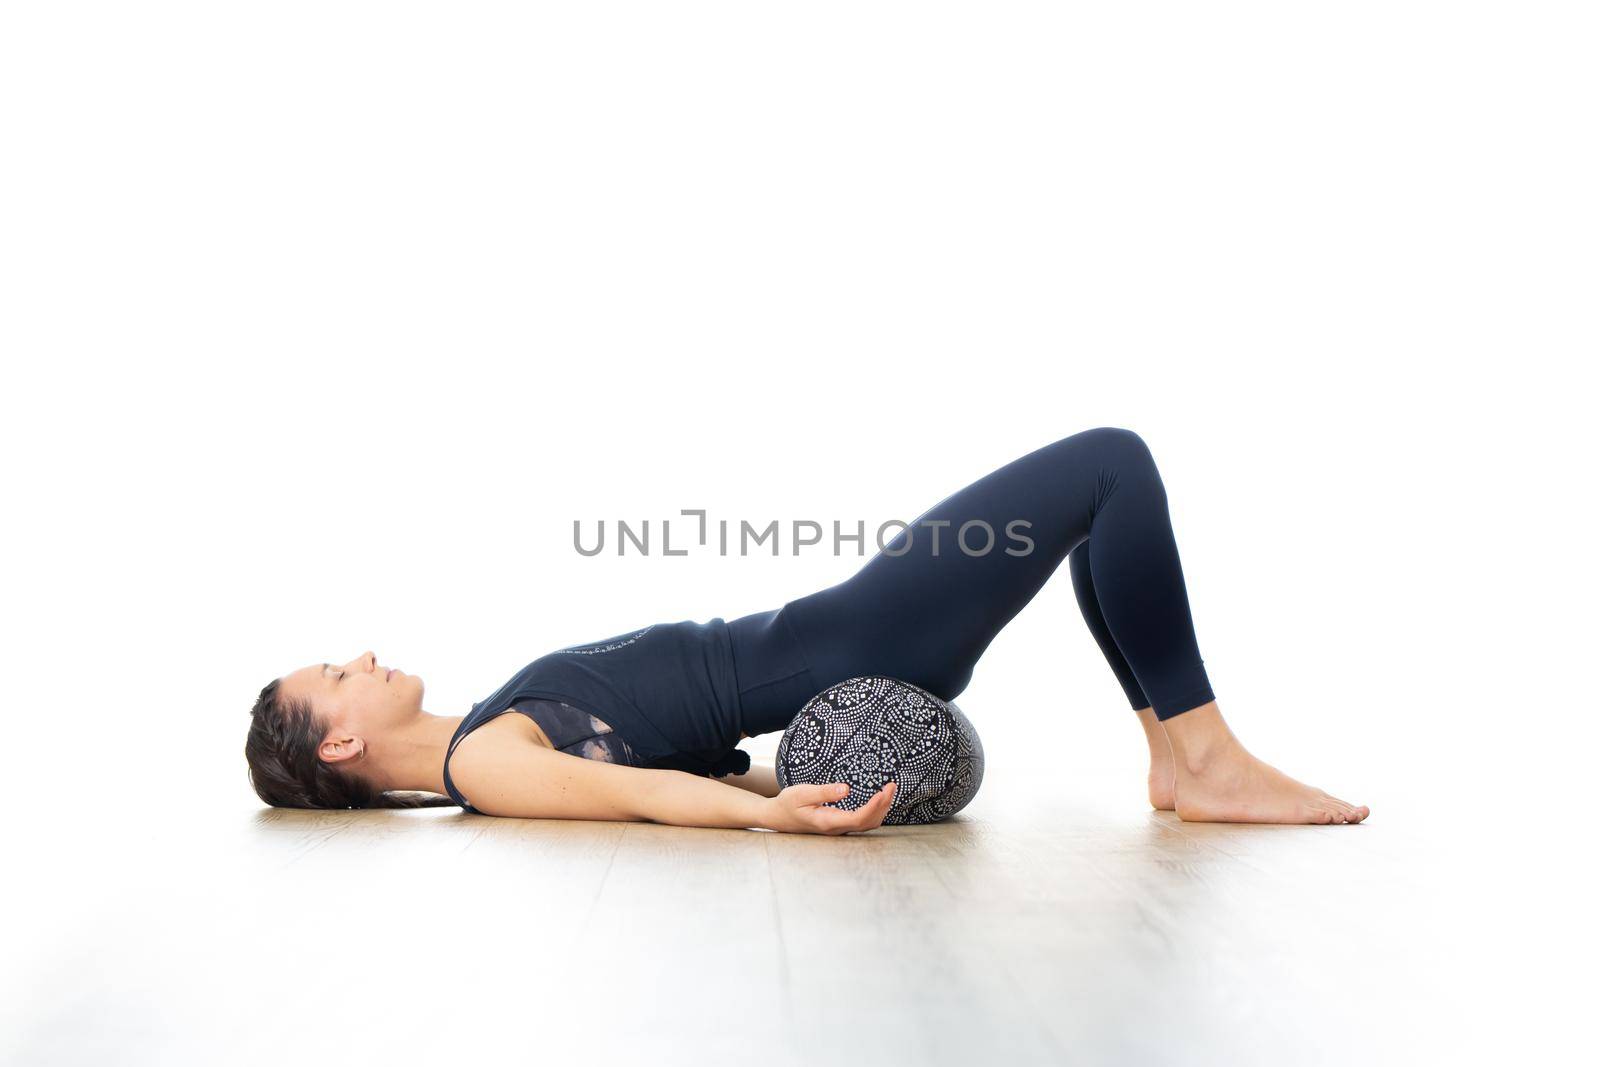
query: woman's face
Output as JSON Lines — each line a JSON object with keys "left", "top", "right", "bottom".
{"left": 277, "top": 651, "right": 426, "bottom": 764}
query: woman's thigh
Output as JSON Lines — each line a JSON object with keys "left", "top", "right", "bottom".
{"left": 780, "top": 427, "right": 1151, "bottom": 700}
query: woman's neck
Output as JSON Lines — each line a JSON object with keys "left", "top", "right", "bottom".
{"left": 374, "top": 711, "right": 467, "bottom": 796}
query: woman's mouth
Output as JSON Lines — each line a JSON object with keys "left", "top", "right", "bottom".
{"left": 386, "top": 669, "right": 395, "bottom": 682}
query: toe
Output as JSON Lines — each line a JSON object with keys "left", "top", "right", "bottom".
{"left": 1337, "top": 803, "right": 1368, "bottom": 824}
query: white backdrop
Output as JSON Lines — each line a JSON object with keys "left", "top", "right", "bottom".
{"left": 3, "top": 0, "right": 1595, "bottom": 1048}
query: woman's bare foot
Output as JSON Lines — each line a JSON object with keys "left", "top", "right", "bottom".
{"left": 1161, "top": 701, "right": 1370, "bottom": 825}
{"left": 1135, "top": 706, "right": 1176, "bottom": 810}
{"left": 1148, "top": 765, "right": 1176, "bottom": 812}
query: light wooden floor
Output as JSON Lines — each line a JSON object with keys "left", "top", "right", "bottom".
{"left": 3, "top": 767, "right": 1579, "bottom": 1066}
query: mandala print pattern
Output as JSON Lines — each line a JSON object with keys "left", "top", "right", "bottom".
{"left": 775, "top": 676, "right": 985, "bottom": 825}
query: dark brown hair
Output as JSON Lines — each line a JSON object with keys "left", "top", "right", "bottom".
{"left": 245, "top": 678, "right": 456, "bottom": 809}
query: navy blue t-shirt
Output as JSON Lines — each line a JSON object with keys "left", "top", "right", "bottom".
{"left": 441, "top": 619, "right": 753, "bottom": 812}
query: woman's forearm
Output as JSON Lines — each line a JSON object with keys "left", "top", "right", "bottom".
{"left": 718, "top": 762, "right": 781, "bottom": 798}
{"left": 629, "top": 767, "right": 775, "bottom": 830}
{"left": 623, "top": 762, "right": 895, "bottom": 835}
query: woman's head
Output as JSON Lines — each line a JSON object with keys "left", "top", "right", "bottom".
{"left": 245, "top": 651, "right": 454, "bottom": 809}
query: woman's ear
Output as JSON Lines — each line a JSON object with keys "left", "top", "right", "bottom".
{"left": 317, "top": 733, "right": 366, "bottom": 766}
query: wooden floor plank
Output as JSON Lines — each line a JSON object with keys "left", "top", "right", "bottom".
{"left": 1, "top": 782, "right": 1575, "bottom": 1065}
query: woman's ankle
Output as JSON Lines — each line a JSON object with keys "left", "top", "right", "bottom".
{"left": 1160, "top": 701, "right": 1244, "bottom": 774}
{"left": 1134, "top": 706, "right": 1171, "bottom": 758}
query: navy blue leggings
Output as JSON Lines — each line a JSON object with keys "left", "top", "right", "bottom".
{"left": 730, "top": 427, "right": 1215, "bottom": 736}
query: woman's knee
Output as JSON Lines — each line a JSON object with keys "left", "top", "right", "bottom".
{"left": 1078, "top": 426, "right": 1155, "bottom": 463}
{"left": 1074, "top": 427, "right": 1166, "bottom": 500}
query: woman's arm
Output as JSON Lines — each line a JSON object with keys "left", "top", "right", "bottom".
{"left": 449, "top": 738, "right": 894, "bottom": 833}
{"left": 718, "top": 762, "right": 781, "bottom": 798}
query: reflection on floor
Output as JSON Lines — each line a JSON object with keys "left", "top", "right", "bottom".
{"left": 3, "top": 771, "right": 1572, "bottom": 1066}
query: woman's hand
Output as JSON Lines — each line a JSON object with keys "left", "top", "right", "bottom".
{"left": 763, "top": 781, "right": 897, "bottom": 835}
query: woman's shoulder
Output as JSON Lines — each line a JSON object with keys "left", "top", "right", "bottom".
{"left": 446, "top": 712, "right": 558, "bottom": 812}
{"left": 453, "top": 710, "right": 548, "bottom": 764}
{"left": 443, "top": 709, "right": 646, "bottom": 821}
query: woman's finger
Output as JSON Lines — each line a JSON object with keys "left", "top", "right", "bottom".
{"left": 810, "top": 795, "right": 873, "bottom": 831}
{"left": 819, "top": 782, "right": 896, "bottom": 833}
{"left": 863, "top": 782, "right": 896, "bottom": 824}
{"left": 789, "top": 782, "right": 851, "bottom": 808}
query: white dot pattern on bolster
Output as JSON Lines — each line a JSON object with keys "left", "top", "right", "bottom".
{"left": 774, "top": 676, "right": 985, "bottom": 825}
